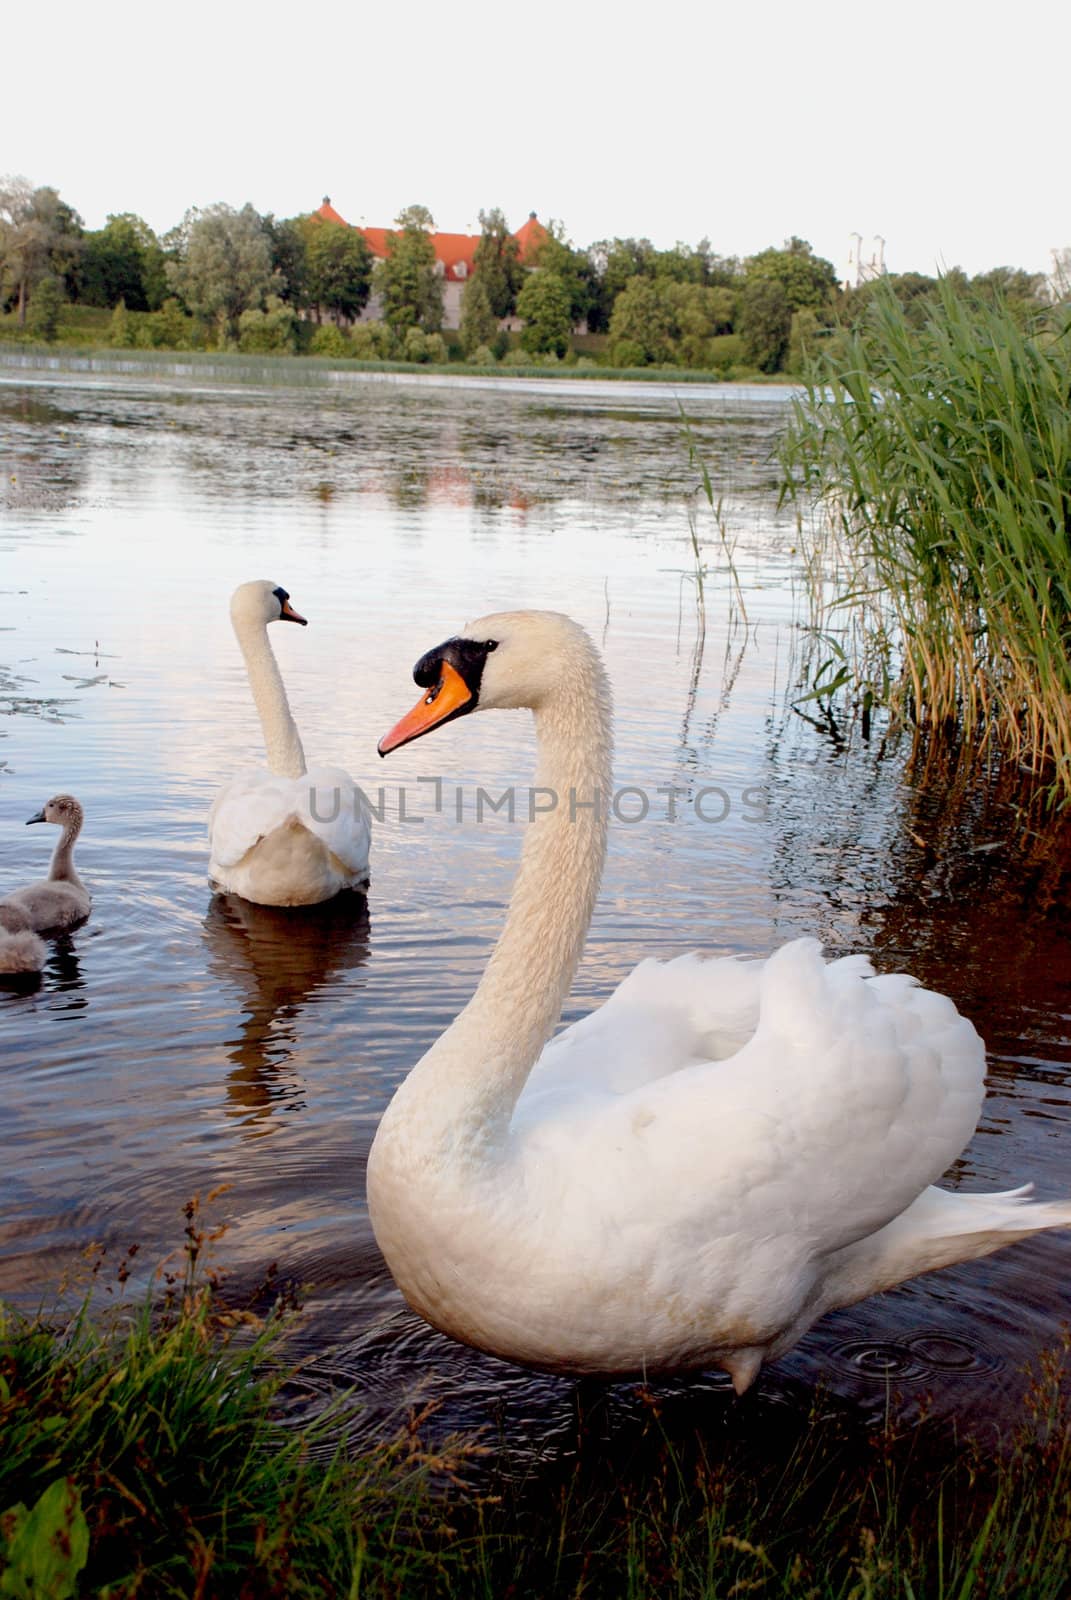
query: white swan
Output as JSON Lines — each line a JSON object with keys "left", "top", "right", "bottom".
{"left": 370, "top": 610, "right": 1071, "bottom": 1391}
{"left": 208, "top": 581, "right": 370, "bottom": 906}
{"left": 1, "top": 794, "right": 91, "bottom": 977}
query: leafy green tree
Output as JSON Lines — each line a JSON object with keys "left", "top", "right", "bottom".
{"left": 534, "top": 224, "right": 593, "bottom": 329}
{"left": 663, "top": 282, "right": 735, "bottom": 365}
{"left": 699, "top": 248, "right": 743, "bottom": 290}
{"left": 166, "top": 203, "right": 277, "bottom": 342}
{"left": 608, "top": 276, "right": 674, "bottom": 364}
{"left": 153, "top": 297, "right": 194, "bottom": 348}
{"left": 745, "top": 237, "right": 838, "bottom": 313}
{"left": 472, "top": 207, "right": 523, "bottom": 318}
{"left": 262, "top": 214, "right": 308, "bottom": 306}
{"left": 109, "top": 299, "right": 133, "bottom": 347}
{"left": 309, "top": 324, "right": 352, "bottom": 357}
{"left": 238, "top": 295, "right": 297, "bottom": 353}
{"left": 970, "top": 265, "right": 1047, "bottom": 319}
{"left": 843, "top": 271, "right": 938, "bottom": 330}
{"left": 78, "top": 214, "right": 165, "bottom": 311}
{"left": 0, "top": 177, "right": 83, "bottom": 323}
{"left": 303, "top": 218, "right": 373, "bottom": 322}
{"left": 787, "top": 306, "right": 826, "bottom": 373}
{"left": 605, "top": 278, "right": 734, "bottom": 368}
{"left": 401, "top": 326, "right": 447, "bottom": 363}
{"left": 589, "top": 237, "right": 737, "bottom": 331}
{"left": 374, "top": 204, "right": 443, "bottom": 332}
{"left": 459, "top": 274, "right": 497, "bottom": 355}
{"left": 653, "top": 241, "right": 718, "bottom": 285}
{"left": 516, "top": 270, "right": 573, "bottom": 356}
{"left": 739, "top": 277, "right": 792, "bottom": 371}
{"left": 26, "top": 274, "right": 63, "bottom": 340}
{"left": 350, "top": 321, "right": 397, "bottom": 359}
{"left": 588, "top": 237, "right": 656, "bottom": 329}
{"left": 36, "top": 190, "right": 83, "bottom": 302}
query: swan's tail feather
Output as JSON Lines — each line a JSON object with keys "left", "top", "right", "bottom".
{"left": 0, "top": 928, "right": 46, "bottom": 977}
{"left": 823, "top": 1184, "right": 1071, "bottom": 1314}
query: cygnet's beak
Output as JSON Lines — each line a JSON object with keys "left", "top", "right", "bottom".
{"left": 279, "top": 599, "right": 308, "bottom": 625}
{"left": 26, "top": 809, "right": 46, "bottom": 825}
{"left": 378, "top": 661, "right": 474, "bottom": 756}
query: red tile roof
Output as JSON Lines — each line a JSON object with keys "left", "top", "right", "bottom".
{"left": 312, "top": 201, "right": 547, "bottom": 283}
{"left": 315, "top": 198, "right": 349, "bottom": 228}
{"left": 513, "top": 212, "right": 550, "bottom": 264}
{"left": 357, "top": 226, "right": 393, "bottom": 260}
{"left": 428, "top": 231, "right": 479, "bottom": 278}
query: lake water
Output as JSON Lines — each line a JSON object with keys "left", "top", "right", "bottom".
{"left": 2, "top": 364, "right": 1070, "bottom": 1459}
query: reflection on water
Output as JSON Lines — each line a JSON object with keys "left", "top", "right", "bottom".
{"left": 0, "top": 370, "right": 1069, "bottom": 1457}
{"left": 203, "top": 892, "right": 371, "bottom": 1133}
{"left": 41, "top": 931, "right": 84, "bottom": 997}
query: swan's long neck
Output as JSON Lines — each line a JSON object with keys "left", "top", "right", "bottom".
{"left": 234, "top": 616, "right": 306, "bottom": 779}
{"left": 391, "top": 646, "right": 613, "bottom": 1153}
{"left": 50, "top": 813, "right": 84, "bottom": 887}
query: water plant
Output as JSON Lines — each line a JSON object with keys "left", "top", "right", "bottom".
{"left": 781, "top": 282, "right": 1071, "bottom": 803}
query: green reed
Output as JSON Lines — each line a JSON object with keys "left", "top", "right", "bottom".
{"left": 781, "top": 282, "right": 1071, "bottom": 803}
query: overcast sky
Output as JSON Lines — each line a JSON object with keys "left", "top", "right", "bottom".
{"left": 4, "top": 0, "right": 1067, "bottom": 282}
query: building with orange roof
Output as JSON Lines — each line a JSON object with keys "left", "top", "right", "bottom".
{"left": 312, "top": 199, "right": 549, "bottom": 329}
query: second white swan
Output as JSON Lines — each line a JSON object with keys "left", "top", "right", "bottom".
{"left": 208, "top": 580, "right": 369, "bottom": 906}
{"left": 370, "top": 610, "right": 1071, "bottom": 1391}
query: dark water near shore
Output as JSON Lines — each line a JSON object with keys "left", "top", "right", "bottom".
{"left": 2, "top": 368, "right": 1070, "bottom": 1462}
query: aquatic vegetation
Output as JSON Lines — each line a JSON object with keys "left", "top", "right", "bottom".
{"left": 0, "top": 663, "right": 74, "bottom": 724}
{"left": 781, "top": 283, "right": 1071, "bottom": 804}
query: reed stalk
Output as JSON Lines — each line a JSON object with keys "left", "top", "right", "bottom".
{"left": 781, "top": 282, "right": 1071, "bottom": 805}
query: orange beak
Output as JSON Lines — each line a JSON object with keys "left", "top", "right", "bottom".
{"left": 280, "top": 598, "right": 308, "bottom": 625}
{"left": 378, "top": 660, "right": 474, "bottom": 755}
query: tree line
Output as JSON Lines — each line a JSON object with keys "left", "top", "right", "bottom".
{"left": 1, "top": 175, "right": 1064, "bottom": 373}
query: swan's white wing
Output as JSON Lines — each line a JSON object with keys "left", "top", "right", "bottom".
{"left": 515, "top": 939, "right": 985, "bottom": 1262}
{"left": 208, "top": 766, "right": 370, "bottom": 878}
{"left": 515, "top": 950, "right": 764, "bottom": 1125}
{"left": 298, "top": 765, "right": 371, "bottom": 877}
{"left": 208, "top": 771, "right": 305, "bottom": 868}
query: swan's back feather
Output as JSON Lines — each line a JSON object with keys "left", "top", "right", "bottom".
{"left": 300, "top": 764, "right": 372, "bottom": 874}
{"left": 515, "top": 939, "right": 985, "bottom": 1267}
{"left": 518, "top": 949, "right": 762, "bottom": 1120}
{"left": 209, "top": 764, "right": 370, "bottom": 876}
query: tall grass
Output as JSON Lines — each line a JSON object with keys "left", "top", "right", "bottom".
{"left": 0, "top": 1199, "right": 455, "bottom": 1597}
{"left": 781, "top": 283, "right": 1071, "bottom": 803}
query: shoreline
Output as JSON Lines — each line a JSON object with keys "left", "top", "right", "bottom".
{"left": 0, "top": 343, "right": 800, "bottom": 403}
